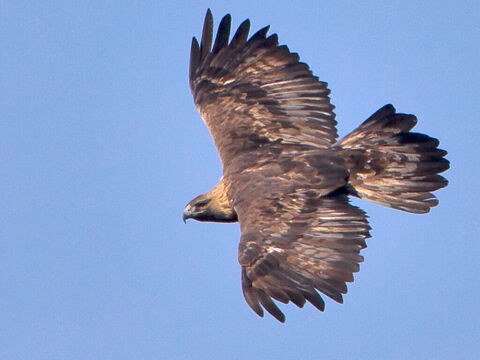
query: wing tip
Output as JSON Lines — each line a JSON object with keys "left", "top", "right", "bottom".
{"left": 205, "top": 8, "right": 213, "bottom": 22}
{"left": 189, "top": 36, "right": 200, "bottom": 79}
{"left": 248, "top": 25, "right": 270, "bottom": 43}
{"left": 212, "top": 13, "right": 232, "bottom": 54}
{"left": 230, "top": 18, "right": 251, "bottom": 48}
{"left": 221, "top": 12, "right": 232, "bottom": 22}
{"left": 304, "top": 290, "right": 326, "bottom": 312}
{"left": 200, "top": 8, "right": 214, "bottom": 60}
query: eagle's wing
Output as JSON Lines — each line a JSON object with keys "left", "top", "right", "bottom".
{"left": 190, "top": 11, "right": 369, "bottom": 321}
{"left": 190, "top": 10, "right": 337, "bottom": 169}
{"left": 227, "top": 154, "right": 371, "bottom": 322}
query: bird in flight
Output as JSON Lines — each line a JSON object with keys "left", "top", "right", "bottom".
{"left": 183, "top": 9, "right": 449, "bottom": 322}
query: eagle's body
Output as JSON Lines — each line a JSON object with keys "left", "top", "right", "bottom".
{"left": 183, "top": 10, "right": 449, "bottom": 322}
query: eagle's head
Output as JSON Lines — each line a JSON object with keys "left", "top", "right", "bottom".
{"left": 183, "top": 193, "right": 238, "bottom": 223}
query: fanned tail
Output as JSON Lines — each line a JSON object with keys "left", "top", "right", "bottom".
{"left": 338, "top": 104, "right": 449, "bottom": 214}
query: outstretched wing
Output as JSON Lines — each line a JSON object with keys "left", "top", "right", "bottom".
{"left": 190, "top": 10, "right": 369, "bottom": 322}
{"left": 230, "top": 162, "right": 371, "bottom": 322}
{"left": 189, "top": 10, "right": 337, "bottom": 169}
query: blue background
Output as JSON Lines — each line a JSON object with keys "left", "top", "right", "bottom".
{"left": 2, "top": 1, "right": 479, "bottom": 359}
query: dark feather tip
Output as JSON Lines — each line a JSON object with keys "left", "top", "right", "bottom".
{"left": 200, "top": 9, "right": 214, "bottom": 60}
{"left": 212, "top": 14, "right": 231, "bottom": 54}
{"left": 248, "top": 25, "right": 270, "bottom": 43}
{"left": 230, "top": 19, "right": 251, "bottom": 48}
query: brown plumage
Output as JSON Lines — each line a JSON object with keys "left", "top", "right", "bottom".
{"left": 183, "top": 10, "right": 449, "bottom": 322}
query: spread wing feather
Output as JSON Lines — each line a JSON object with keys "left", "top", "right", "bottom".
{"left": 222, "top": 150, "right": 370, "bottom": 322}
{"left": 190, "top": 10, "right": 371, "bottom": 322}
{"left": 190, "top": 10, "right": 338, "bottom": 169}
{"left": 233, "top": 175, "right": 371, "bottom": 322}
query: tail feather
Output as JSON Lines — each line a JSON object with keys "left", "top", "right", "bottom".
{"left": 338, "top": 104, "right": 449, "bottom": 214}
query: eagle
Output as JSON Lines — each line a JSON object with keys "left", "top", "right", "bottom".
{"left": 183, "top": 10, "right": 449, "bottom": 322}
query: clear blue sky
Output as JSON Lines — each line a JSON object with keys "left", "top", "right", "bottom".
{"left": 2, "top": 1, "right": 479, "bottom": 359}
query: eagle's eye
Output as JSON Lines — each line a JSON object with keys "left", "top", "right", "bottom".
{"left": 195, "top": 198, "right": 211, "bottom": 208}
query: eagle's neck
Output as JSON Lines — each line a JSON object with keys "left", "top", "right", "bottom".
{"left": 205, "top": 177, "right": 237, "bottom": 222}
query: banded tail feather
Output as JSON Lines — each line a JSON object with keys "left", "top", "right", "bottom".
{"left": 339, "top": 105, "right": 449, "bottom": 214}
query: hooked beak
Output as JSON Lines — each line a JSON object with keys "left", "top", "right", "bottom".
{"left": 182, "top": 206, "right": 193, "bottom": 223}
